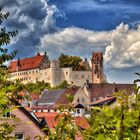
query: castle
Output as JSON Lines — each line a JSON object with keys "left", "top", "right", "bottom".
{"left": 9, "top": 52, "right": 106, "bottom": 87}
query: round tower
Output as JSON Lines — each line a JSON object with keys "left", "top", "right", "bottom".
{"left": 50, "top": 60, "right": 60, "bottom": 87}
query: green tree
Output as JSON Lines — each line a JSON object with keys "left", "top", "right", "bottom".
{"left": 0, "top": 11, "right": 24, "bottom": 139}
{"left": 59, "top": 53, "right": 86, "bottom": 71}
{"left": 25, "top": 81, "right": 50, "bottom": 94}
{"left": 83, "top": 79, "right": 139, "bottom": 140}
{"left": 47, "top": 94, "right": 80, "bottom": 140}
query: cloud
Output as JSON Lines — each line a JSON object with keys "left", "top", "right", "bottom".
{"left": 63, "top": 0, "right": 140, "bottom": 14}
{"left": 39, "top": 23, "right": 140, "bottom": 70}
{"left": 104, "top": 23, "right": 140, "bottom": 69}
{"left": 39, "top": 27, "right": 111, "bottom": 59}
{"left": 1, "top": 0, "right": 61, "bottom": 58}
{"left": 1, "top": 0, "right": 140, "bottom": 72}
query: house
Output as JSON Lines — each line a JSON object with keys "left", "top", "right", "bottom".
{"left": 32, "top": 87, "right": 88, "bottom": 116}
{"left": 9, "top": 52, "right": 50, "bottom": 84}
{"left": 34, "top": 112, "right": 90, "bottom": 130}
{"left": 86, "top": 83, "right": 134, "bottom": 102}
{"left": 89, "top": 96, "right": 116, "bottom": 107}
{"left": 1, "top": 101, "right": 46, "bottom": 140}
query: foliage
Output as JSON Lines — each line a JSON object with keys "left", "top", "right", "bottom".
{"left": 47, "top": 94, "right": 80, "bottom": 140}
{"left": 53, "top": 80, "right": 69, "bottom": 90}
{"left": 24, "top": 81, "right": 50, "bottom": 94}
{"left": 84, "top": 74, "right": 140, "bottom": 140}
{"left": 0, "top": 11, "right": 23, "bottom": 139}
{"left": 59, "top": 53, "right": 86, "bottom": 71}
{"left": 0, "top": 122, "right": 15, "bottom": 140}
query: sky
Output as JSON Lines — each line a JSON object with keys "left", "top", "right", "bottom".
{"left": 0, "top": 0, "right": 140, "bottom": 83}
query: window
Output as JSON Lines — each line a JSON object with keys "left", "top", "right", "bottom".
{"left": 97, "top": 75, "right": 100, "bottom": 78}
{"left": 3, "top": 111, "right": 11, "bottom": 117}
{"left": 99, "top": 97, "right": 103, "bottom": 100}
{"left": 82, "top": 75, "right": 84, "bottom": 78}
{"left": 82, "top": 98, "right": 84, "bottom": 103}
{"left": 66, "top": 72, "right": 68, "bottom": 74}
{"left": 15, "top": 133, "right": 24, "bottom": 140}
{"left": 36, "top": 78, "right": 38, "bottom": 81}
{"left": 77, "top": 98, "right": 79, "bottom": 103}
{"left": 77, "top": 109, "right": 80, "bottom": 114}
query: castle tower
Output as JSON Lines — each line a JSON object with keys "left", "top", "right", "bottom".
{"left": 50, "top": 60, "right": 60, "bottom": 87}
{"left": 91, "top": 52, "right": 104, "bottom": 83}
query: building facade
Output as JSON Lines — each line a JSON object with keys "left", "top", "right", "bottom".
{"left": 9, "top": 52, "right": 105, "bottom": 87}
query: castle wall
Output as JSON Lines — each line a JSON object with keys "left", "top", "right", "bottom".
{"left": 60, "top": 68, "right": 73, "bottom": 84}
{"left": 39, "top": 68, "right": 51, "bottom": 83}
{"left": 70, "top": 71, "right": 92, "bottom": 87}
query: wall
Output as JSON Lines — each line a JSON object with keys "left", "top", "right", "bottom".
{"left": 10, "top": 68, "right": 40, "bottom": 83}
{"left": 2, "top": 108, "right": 46, "bottom": 140}
{"left": 73, "top": 87, "right": 89, "bottom": 105}
{"left": 71, "top": 71, "right": 92, "bottom": 87}
{"left": 39, "top": 68, "right": 51, "bottom": 83}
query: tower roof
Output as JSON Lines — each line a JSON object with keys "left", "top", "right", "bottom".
{"left": 92, "top": 52, "right": 103, "bottom": 61}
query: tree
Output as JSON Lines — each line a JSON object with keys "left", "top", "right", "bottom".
{"left": 25, "top": 81, "right": 50, "bottom": 94}
{"left": 47, "top": 94, "right": 80, "bottom": 140}
{"left": 83, "top": 76, "right": 140, "bottom": 140}
{"left": 0, "top": 11, "right": 23, "bottom": 139}
{"left": 58, "top": 53, "right": 86, "bottom": 71}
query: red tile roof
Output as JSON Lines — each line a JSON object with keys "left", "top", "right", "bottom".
{"left": 88, "top": 83, "right": 134, "bottom": 101}
{"left": 75, "top": 116, "right": 90, "bottom": 129}
{"left": 9, "top": 54, "right": 45, "bottom": 72}
{"left": 92, "top": 52, "right": 103, "bottom": 61}
{"left": 35, "top": 112, "right": 58, "bottom": 119}
{"left": 35, "top": 112, "right": 89, "bottom": 129}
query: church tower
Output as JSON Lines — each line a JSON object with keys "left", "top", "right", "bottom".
{"left": 91, "top": 52, "right": 104, "bottom": 83}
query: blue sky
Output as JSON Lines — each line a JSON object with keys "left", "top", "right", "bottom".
{"left": 1, "top": 0, "right": 140, "bottom": 83}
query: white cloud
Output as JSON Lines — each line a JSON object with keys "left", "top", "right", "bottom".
{"left": 104, "top": 23, "right": 140, "bottom": 69}
{"left": 39, "top": 23, "right": 140, "bottom": 70}
{"left": 64, "top": 0, "right": 140, "bottom": 14}
{"left": 39, "top": 27, "right": 111, "bottom": 58}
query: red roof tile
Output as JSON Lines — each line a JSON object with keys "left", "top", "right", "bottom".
{"left": 35, "top": 112, "right": 58, "bottom": 118}
{"left": 35, "top": 112, "right": 89, "bottom": 129}
{"left": 9, "top": 54, "right": 45, "bottom": 72}
{"left": 75, "top": 117, "right": 90, "bottom": 129}
{"left": 88, "top": 83, "right": 134, "bottom": 101}
{"left": 92, "top": 52, "right": 103, "bottom": 61}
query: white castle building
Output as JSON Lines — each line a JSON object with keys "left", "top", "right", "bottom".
{"left": 9, "top": 52, "right": 106, "bottom": 87}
